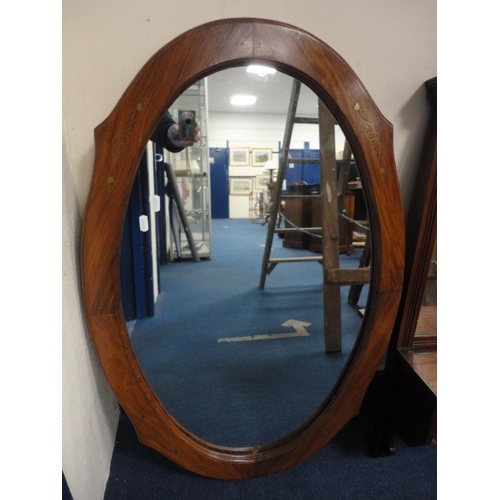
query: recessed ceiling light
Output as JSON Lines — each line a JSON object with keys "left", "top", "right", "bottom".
{"left": 231, "top": 95, "right": 257, "bottom": 106}
{"left": 247, "top": 65, "right": 277, "bottom": 77}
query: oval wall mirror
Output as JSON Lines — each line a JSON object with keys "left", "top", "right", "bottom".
{"left": 81, "top": 18, "right": 405, "bottom": 479}
{"left": 124, "top": 67, "right": 373, "bottom": 449}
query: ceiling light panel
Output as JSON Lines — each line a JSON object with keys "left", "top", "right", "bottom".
{"left": 230, "top": 95, "right": 257, "bottom": 106}
{"left": 246, "top": 65, "right": 277, "bottom": 76}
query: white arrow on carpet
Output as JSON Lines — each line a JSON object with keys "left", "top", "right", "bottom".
{"left": 217, "top": 319, "right": 311, "bottom": 343}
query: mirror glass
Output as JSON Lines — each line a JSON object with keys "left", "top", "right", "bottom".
{"left": 119, "top": 67, "right": 371, "bottom": 448}
{"left": 414, "top": 240, "right": 437, "bottom": 345}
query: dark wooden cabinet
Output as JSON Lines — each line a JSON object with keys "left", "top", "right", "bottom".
{"left": 390, "top": 346, "right": 436, "bottom": 445}
{"left": 282, "top": 195, "right": 318, "bottom": 250}
{"left": 282, "top": 193, "right": 355, "bottom": 254}
{"left": 370, "top": 77, "right": 437, "bottom": 455}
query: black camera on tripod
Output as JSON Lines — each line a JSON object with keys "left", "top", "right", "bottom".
{"left": 178, "top": 110, "right": 197, "bottom": 141}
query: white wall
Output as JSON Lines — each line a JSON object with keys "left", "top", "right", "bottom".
{"left": 62, "top": 120, "right": 121, "bottom": 500}
{"left": 62, "top": 2, "right": 436, "bottom": 498}
{"left": 63, "top": 0, "right": 436, "bottom": 215}
{"left": 210, "top": 112, "right": 320, "bottom": 148}
{"left": 209, "top": 111, "right": 348, "bottom": 218}
{"left": 226, "top": 139, "right": 279, "bottom": 218}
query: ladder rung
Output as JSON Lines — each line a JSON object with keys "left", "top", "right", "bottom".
{"left": 287, "top": 158, "right": 320, "bottom": 164}
{"left": 282, "top": 194, "right": 321, "bottom": 199}
{"left": 269, "top": 256, "right": 323, "bottom": 263}
{"left": 274, "top": 227, "right": 322, "bottom": 232}
{"left": 293, "top": 117, "right": 319, "bottom": 124}
{"left": 286, "top": 158, "right": 352, "bottom": 165}
{"left": 327, "top": 267, "right": 371, "bottom": 285}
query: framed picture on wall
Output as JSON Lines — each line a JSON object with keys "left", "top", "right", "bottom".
{"left": 251, "top": 148, "right": 273, "bottom": 167}
{"left": 230, "top": 177, "right": 253, "bottom": 195}
{"left": 229, "top": 148, "right": 250, "bottom": 166}
{"left": 255, "top": 175, "right": 270, "bottom": 189}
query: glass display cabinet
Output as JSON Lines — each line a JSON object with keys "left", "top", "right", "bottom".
{"left": 166, "top": 78, "right": 212, "bottom": 260}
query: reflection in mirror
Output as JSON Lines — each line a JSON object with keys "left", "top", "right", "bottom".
{"left": 120, "top": 68, "right": 371, "bottom": 447}
{"left": 414, "top": 240, "right": 437, "bottom": 346}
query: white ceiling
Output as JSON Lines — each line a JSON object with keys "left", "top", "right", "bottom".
{"left": 205, "top": 67, "right": 320, "bottom": 117}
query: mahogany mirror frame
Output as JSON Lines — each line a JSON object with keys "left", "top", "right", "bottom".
{"left": 81, "top": 18, "right": 405, "bottom": 479}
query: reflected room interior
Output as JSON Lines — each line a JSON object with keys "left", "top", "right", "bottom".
{"left": 119, "top": 67, "right": 372, "bottom": 448}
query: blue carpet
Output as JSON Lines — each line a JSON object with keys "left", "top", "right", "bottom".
{"left": 104, "top": 405, "right": 437, "bottom": 499}
{"left": 107, "top": 220, "right": 436, "bottom": 497}
{"left": 130, "top": 219, "right": 368, "bottom": 447}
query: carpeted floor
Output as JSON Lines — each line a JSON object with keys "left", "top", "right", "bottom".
{"left": 129, "top": 218, "right": 368, "bottom": 447}
{"left": 105, "top": 218, "right": 436, "bottom": 498}
{"left": 104, "top": 397, "right": 437, "bottom": 499}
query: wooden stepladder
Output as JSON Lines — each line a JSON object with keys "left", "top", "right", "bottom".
{"left": 259, "top": 79, "right": 370, "bottom": 352}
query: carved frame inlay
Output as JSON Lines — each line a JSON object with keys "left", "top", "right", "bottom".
{"left": 107, "top": 97, "right": 150, "bottom": 190}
